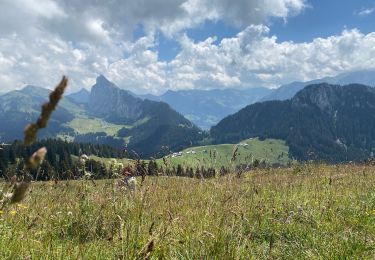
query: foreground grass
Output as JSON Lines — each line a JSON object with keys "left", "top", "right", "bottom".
{"left": 1, "top": 164, "right": 375, "bottom": 259}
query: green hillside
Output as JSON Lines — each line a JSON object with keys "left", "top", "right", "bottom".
{"left": 157, "top": 138, "right": 291, "bottom": 169}
{"left": 211, "top": 83, "right": 375, "bottom": 162}
{"left": 0, "top": 77, "right": 204, "bottom": 157}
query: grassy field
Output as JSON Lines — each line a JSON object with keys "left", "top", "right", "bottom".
{"left": 85, "top": 155, "right": 134, "bottom": 167}
{"left": 1, "top": 163, "right": 375, "bottom": 259}
{"left": 66, "top": 117, "right": 125, "bottom": 136}
{"left": 158, "top": 138, "right": 291, "bottom": 169}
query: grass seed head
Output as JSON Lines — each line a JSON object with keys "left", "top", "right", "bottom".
{"left": 25, "top": 147, "right": 47, "bottom": 171}
{"left": 24, "top": 76, "right": 68, "bottom": 145}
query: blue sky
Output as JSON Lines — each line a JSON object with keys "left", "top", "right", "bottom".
{"left": 0, "top": 0, "right": 375, "bottom": 94}
{"left": 271, "top": 0, "right": 375, "bottom": 42}
{"left": 156, "top": 0, "right": 375, "bottom": 61}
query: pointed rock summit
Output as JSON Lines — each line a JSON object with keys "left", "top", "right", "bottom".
{"left": 95, "top": 75, "right": 116, "bottom": 89}
{"left": 88, "top": 75, "right": 143, "bottom": 123}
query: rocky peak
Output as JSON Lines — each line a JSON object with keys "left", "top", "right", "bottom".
{"left": 95, "top": 75, "right": 115, "bottom": 88}
{"left": 291, "top": 83, "right": 341, "bottom": 114}
{"left": 88, "top": 75, "right": 143, "bottom": 123}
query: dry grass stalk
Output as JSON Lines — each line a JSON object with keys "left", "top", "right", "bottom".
{"left": 24, "top": 76, "right": 68, "bottom": 146}
{"left": 9, "top": 181, "right": 30, "bottom": 204}
{"left": 8, "top": 76, "right": 68, "bottom": 205}
{"left": 231, "top": 146, "right": 239, "bottom": 162}
{"left": 25, "top": 147, "right": 47, "bottom": 172}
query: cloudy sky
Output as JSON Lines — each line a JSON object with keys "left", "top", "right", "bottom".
{"left": 0, "top": 0, "right": 375, "bottom": 94}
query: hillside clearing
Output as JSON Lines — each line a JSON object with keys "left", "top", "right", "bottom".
{"left": 158, "top": 138, "right": 291, "bottom": 169}
{"left": 66, "top": 117, "right": 125, "bottom": 136}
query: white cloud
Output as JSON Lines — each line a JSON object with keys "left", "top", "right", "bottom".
{"left": 356, "top": 7, "right": 375, "bottom": 17}
{"left": 0, "top": 0, "right": 307, "bottom": 93}
{"left": 103, "top": 26, "right": 375, "bottom": 93}
{"left": 166, "top": 27, "right": 375, "bottom": 90}
{"left": 107, "top": 36, "right": 168, "bottom": 94}
{"left": 0, "top": 0, "right": 374, "bottom": 95}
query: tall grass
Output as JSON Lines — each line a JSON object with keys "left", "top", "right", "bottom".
{"left": 1, "top": 163, "right": 374, "bottom": 258}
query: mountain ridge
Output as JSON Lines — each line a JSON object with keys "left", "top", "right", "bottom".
{"left": 262, "top": 69, "right": 375, "bottom": 101}
{"left": 211, "top": 83, "right": 375, "bottom": 162}
{"left": 139, "top": 87, "right": 273, "bottom": 129}
{"left": 0, "top": 76, "right": 204, "bottom": 158}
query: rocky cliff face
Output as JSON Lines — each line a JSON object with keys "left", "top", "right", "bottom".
{"left": 88, "top": 75, "right": 143, "bottom": 123}
{"left": 291, "top": 83, "right": 341, "bottom": 115}
{"left": 292, "top": 83, "right": 375, "bottom": 115}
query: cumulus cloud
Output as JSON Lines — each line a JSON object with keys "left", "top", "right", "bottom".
{"left": 166, "top": 27, "right": 375, "bottom": 90}
{"left": 1, "top": 0, "right": 374, "bottom": 94}
{"left": 104, "top": 26, "right": 375, "bottom": 93}
{"left": 0, "top": 0, "right": 308, "bottom": 93}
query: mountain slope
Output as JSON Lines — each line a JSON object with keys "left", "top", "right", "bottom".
{"left": 0, "top": 85, "right": 76, "bottom": 142}
{"left": 141, "top": 87, "right": 272, "bottom": 129}
{"left": 87, "top": 75, "right": 204, "bottom": 156}
{"left": 67, "top": 88, "right": 90, "bottom": 104}
{"left": 262, "top": 70, "right": 375, "bottom": 101}
{"left": 0, "top": 77, "right": 205, "bottom": 158}
{"left": 211, "top": 83, "right": 375, "bottom": 162}
{"left": 88, "top": 76, "right": 144, "bottom": 124}
{"left": 157, "top": 138, "right": 291, "bottom": 169}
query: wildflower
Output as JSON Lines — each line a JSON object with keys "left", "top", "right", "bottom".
{"left": 80, "top": 154, "right": 89, "bottom": 160}
{"left": 4, "top": 192, "right": 13, "bottom": 200}
{"left": 10, "top": 210, "right": 17, "bottom": 216}
{"left": 286, "top": 211, "right": 294, "bottom": 224}
{"left": 0, "top": 210, "right": 3, "bottom": 216}
{"left": 127, "top": 177, "right": 137, "bottom": 192}
{"left": 17, "top": 204, "right": 28, "bottom": 210}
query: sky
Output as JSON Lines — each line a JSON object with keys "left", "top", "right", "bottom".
{"left": 0, "top": 0, "right": 374, "bottom": 94}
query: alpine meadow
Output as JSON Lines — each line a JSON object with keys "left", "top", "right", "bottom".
{"left": 1, "top": 0, "right": 375, "bottom": 259}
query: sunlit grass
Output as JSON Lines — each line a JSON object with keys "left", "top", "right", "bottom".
{"left": 158, "top": 138, "right": 291, "bottom": 169}
{"left": 1, "top": 163, "right": 375, "bottom": 258}
{"left": 66, "top": 117, "right": 125, "bottom": 136}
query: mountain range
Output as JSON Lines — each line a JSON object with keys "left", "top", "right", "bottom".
{"left": 261, "top": 70, "right": 375, "bottom": 102}
{"left": 140, "top": 87, "right": 272, "bottom": 129}
{"left": 1, "top": 70, "right": 374, "bottom": 131}
{"left": 1, "top": 70, "right": 375, "bottom": 162}
{"left": 0, "top": 76, "right": 204, "bottom": 157}
{"left": 211, "top": 83, "right": 375, "bottom": 162}
{"left": 137, "top": 70, "right": 375, "bottom": 129}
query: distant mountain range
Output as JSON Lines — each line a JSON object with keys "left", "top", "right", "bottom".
{"left": 68, "top": 88, "right": 90, "bottom": 104}
{"left": 0, "top": 76, "right": 204, "bottom": 157}
{"left": 140, "top": 88, "right": 272, "bottom": 129}
{"left": 1, "top": 70, "right": 375, "bottom": 161}
{"left": 2, "top": 70, "right": 374, "bottom": 130}
{"left": 261, "top": 70, "right": 375, "bottom": 102}
{"left": 211, "top": 83, "right": 375, "bottom": 162}
{"left": 137, "top": 70, "right": 375, "bottom": 129}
